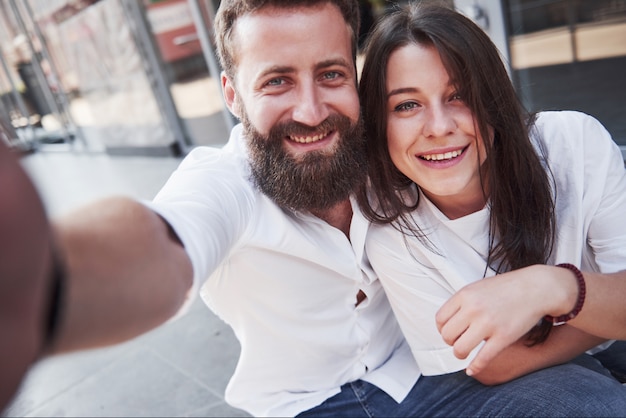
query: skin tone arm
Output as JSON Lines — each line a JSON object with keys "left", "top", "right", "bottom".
{"left": 1, "top": 141, "right": 192, "bottom": 406}
{"left": 436, "top": 264, "right": 626, "bottom": 381}
{"left": 471, "top": 325, "right": 605, "bottom": 385}
{"left": 48, "top": 196, "right": 193, "bottom": 354}
{"left": 1, "top": 142, "right": 52, "bottom": 408}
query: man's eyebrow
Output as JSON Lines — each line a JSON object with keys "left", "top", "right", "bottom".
{"left": 257, "top": 65, "right": 295, "bottom": 80}
{"left": 256, "top": 58, "right": 352, "bottom": 80}
{"left": 315, "top": 58, "right": 352, "bottom": 72}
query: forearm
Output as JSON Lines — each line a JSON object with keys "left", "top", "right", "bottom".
{"left": 0, "top": 142, "right": 52, "bottom": 407}
{"left": 567, "top": 269, "right": 626, "bottom": 340}
{"left": 472, "top": 325, "right": 606, "bottom": 385}
{"left": 438, "top": 264, "right": 626, "bottom": 378}
{"left": 47, "top": 196, "right": 193, "bottom": 355}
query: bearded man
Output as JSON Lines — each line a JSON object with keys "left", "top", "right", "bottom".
{"left": 41, "top": 1, "right": 420, "bottom": 417}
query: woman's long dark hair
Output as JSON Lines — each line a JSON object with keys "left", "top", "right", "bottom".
{"left": 357, "top": 3, "right": 556, "bottom": 343}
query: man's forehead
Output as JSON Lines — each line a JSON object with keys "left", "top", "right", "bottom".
{"left": 231, "top": 3, "right": 353, "bottom": 67}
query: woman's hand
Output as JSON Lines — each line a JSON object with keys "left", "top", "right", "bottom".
{"left": 435, "top": 265, "right": 578, "bottom": 376}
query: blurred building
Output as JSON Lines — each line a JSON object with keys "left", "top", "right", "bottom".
{"left": 0, "top": 0, "right": 230, "bottom": 156}
{"left": 500, "top": 0, "right": 626, "bottom": 157}
{"left": 0, "top": 0, "right": 624, "bottom": 157}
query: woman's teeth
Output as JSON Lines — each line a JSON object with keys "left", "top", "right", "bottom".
{"left": 421, "top": 149, "right": 463, "bottom": 161}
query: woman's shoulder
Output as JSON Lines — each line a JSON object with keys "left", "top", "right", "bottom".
{"left": 531, "top": 110, "right": 615, "bottom": 158}
{"left": 533, "top": 110, "right": 603, "bottom": 134}
{"left": 532, "top": 110, "right": 613, "bottom": 138}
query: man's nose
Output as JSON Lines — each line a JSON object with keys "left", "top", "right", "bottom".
{"left": 291, "top": 82, "right": 329, "bottom": 127}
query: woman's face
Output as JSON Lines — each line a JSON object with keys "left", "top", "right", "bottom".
{"left": 385, "top": 42, "right": 489, "bottom": 219}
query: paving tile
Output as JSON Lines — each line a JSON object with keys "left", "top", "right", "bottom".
{"left": 136, "top": 299, "right": 241, "bottom": 395}
{"left": 185, "top": 400, "right": 251, "bottom": 417}
{"left": 12, "top": 348, "right": 221, "bottom": 417}
{"left": 5, "top": 150, "right": 244, "bottom": 418}
{"left": 4, "top": 344, "right": 134, "bottom": 417}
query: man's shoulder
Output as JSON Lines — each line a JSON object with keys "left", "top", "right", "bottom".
{"left": 179, "top": 144, "right": 249, "bottom": 177}
{"left": 153, "top": 143, "right": 256, "bottom": 208}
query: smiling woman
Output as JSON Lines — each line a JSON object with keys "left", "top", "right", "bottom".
{"left": 357, "top": 2, "right": 626, "bottom": 413}
{"left": 384, "top": 42, "right": 489, "bottom": 220}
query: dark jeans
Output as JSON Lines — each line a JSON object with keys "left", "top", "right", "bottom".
{"left": 594, "top": 340, "right": 626, "bottom": 382}
{"left": 298, "top": 344, "right": 626, "bottom": 417}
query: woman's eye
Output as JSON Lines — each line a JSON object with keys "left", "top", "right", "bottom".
{"left": 394, "top": 101, "right": 419, "bottom": 112}
{"left": 450, "top": 93, "right": 463, "bottom": 101}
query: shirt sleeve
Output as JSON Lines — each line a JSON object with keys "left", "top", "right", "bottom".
{"left": 146, "top": 147, "right": 254, "bottom": 290}
{"left": 578, "top": 113, "right": 626, "bottom": 272}
{"left": 366, "top": 223, "right": 478, "bottom": 375}
{"left": 536, "top": 111, "right": 626, "bottom": 272}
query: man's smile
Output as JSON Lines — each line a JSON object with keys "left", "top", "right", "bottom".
{"left": 289, "top": 131, "right": 332, "bottom": 144}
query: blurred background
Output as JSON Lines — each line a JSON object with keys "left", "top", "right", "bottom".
{"left": 0, "top": 0, "right": 624, "bottom": 158}
{"left": 1, "top": 1, "right": 625, "bottom": 417}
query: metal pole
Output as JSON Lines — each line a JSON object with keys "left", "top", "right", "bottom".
{"left": 567, "top": 0, "right": 579, "bottom": 63}
{"left": 187, "top": 0, "right": 235, "bottom": 131}
{"left": 7, "top": 0, "right": 73, "bottom": 145}
{"left": 121, "top": 0, "right": 192, "bottom": 155}
{"left": 20, "top": 0, "right": 88, "bottom": 148}
{"left": 0, "top": 48, "right": 36, "bottom": 147}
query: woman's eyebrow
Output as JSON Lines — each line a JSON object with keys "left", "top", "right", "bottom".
{"left": 387, "top": 87, "right": 420, "bottom": 99}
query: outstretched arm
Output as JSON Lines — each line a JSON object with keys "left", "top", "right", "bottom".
{"left": 48, "top": 196, "right": 194, "bottom": 354}
{"left": 0, "top": 141, "right": 192, "bottom": 411}
{"left": 1, "top": 142, "right": 53, "bottom": 409}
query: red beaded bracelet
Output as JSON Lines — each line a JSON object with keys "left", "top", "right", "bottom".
{"left": 544, "top": 263, "right": 586, "bottom": 325}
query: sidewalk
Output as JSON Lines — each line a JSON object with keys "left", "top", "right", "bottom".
{"left": 3, "top": 149, "right": 250, "bottom": 417}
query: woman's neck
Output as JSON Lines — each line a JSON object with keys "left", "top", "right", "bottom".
{"left": 424, "top": 189, "right": 488, "bottom": 220}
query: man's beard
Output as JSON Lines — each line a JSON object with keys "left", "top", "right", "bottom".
{"left": 241, "top": 111, "right": 367, "bottom": 213}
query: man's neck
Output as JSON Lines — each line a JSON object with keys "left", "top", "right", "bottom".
{"left": 310, "top": 199, "right": 353, "bottom": 239}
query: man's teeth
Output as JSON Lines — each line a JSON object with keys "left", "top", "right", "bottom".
{"left": 422, "top": 149, "right": 463, "bottom": 161}
{"left": 290, "top": 132, "right": 327, "bottom": 144}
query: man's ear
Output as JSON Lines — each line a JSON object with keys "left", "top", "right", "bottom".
{"left": 221, "top": 72, "right": 240, "bottom": 118}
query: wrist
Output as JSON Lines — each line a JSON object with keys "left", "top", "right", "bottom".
{"left": 40, "top": 237, "right": 66, "bottom": 355}
{"left": 544, "top": 263, "right": 586, "bottom": 325}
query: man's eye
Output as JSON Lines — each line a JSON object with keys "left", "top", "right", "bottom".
{"left": 266, "top": 78, "right": 284, "bottom": 86}
{"left": 322, "top": 71, "right": 341, "bottom": 80}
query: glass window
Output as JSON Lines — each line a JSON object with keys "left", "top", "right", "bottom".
{"left": 504, "top": 0, "right": 626, "bottom": 149}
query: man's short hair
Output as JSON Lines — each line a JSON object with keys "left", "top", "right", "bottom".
{"left": 214, "top": 0, "right": 360, "bottom": 80}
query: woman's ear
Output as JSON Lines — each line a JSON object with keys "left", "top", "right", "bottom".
{"left": 221, "top": 72, "right": 240, "bottom": 118}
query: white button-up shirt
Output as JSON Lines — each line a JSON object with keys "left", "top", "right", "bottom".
{"left": 367, "top": 111, "right": 626, "bottom": 376}
{"left": 147, "top": 125, "right": 419, "bottom": 417}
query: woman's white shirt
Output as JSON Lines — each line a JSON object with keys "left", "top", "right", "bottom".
{"left": 366, "top": 111, "right": 626, "bottom": 375}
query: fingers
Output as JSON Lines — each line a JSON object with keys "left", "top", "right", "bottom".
{"left": 435, "top": 292, "right": 460, "bottom": 333}
{"left": 435, "top": 268, "right": 559, "bottom": 377}
{"left": 437, "top": 295, "right": 489, "bottom": 360}
{"left": 439, "top": 309, "right": 511, "bottom": 376}
{"left": 447, "top": 321, "right": 490, "bottom": 360}
{"left": 465, "top": 338, "right": 505, "bottom": 376}
{"left": 436, "top": 284, "right": 523, "bottom": 366}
